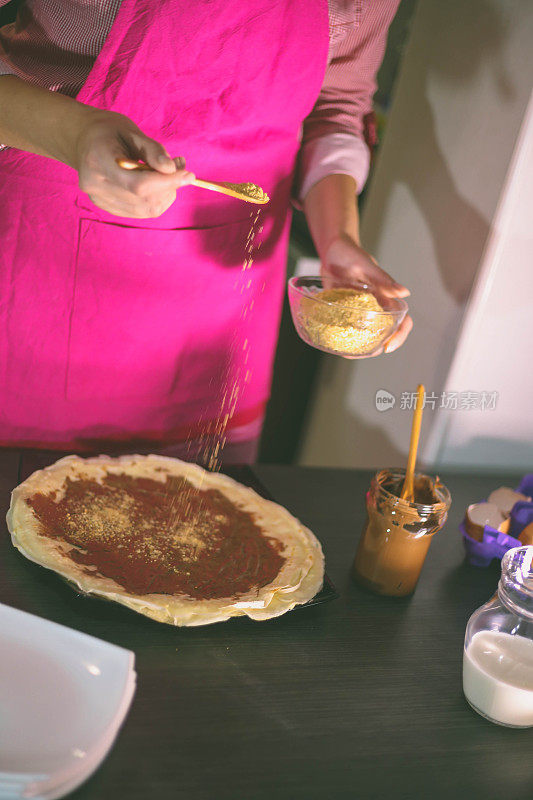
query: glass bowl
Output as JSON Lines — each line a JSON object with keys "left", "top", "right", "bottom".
{"left": 287, "top": 276, "right": 408, "bottom": 359}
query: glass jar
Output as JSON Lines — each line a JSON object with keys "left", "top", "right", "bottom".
{"left": 463, "top": 545, "right": 533, "bottom": 727}
{"left": 352, "top": 468, "right": 451, "bottom": 596}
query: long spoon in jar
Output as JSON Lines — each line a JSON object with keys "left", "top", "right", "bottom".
{"left": 400, "top": 383, "right": 425, "bottom": 503}
{"left": 116, "top": 157, "right": 269, "bottom": 205}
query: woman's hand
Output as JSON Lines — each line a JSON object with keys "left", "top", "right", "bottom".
{"left": 322, "top": 234, "right": 413, "bottom": 355}
{"left": 74, "top": 109, "right": 195, "bottom": 218}
{"left": 0, "top": 77, "right": 194, "bottom": 218}
{"left": 302, "top": 175, "right": 412, "bottom": 355}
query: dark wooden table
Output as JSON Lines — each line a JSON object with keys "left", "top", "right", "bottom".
{"left": 1, "top": 451, "right": 531, "bottom": 800}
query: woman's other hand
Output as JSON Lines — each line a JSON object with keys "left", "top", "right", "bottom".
{"left": 303, "top": 175, "right": 413, "bottom": 355}
{"left": 321, "top": 234, "right": 413, "bottom": 355}
{"left": 75, "top": 110, "right": 195, "bottom": 218}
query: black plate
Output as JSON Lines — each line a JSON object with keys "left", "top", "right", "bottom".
{"left": 224, "top": 465, "right": 339, "bottom": 608}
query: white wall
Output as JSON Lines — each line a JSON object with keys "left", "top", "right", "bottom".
{"left": 424, "top": 90, "right": 533, "bottom": 469}
{"left": 299, "top": 0, "right": 533, "bottom": 472}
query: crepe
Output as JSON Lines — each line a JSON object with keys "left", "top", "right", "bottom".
{"left": 7, "top": 454, "right": 324, "bottom": 626}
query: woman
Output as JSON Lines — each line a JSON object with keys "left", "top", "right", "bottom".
{"left": 0, "top": 0, "right": 412, "bottom": 464}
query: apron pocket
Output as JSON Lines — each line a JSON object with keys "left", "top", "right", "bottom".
{"left": 65, "top": 215, "right": 255, "bottom": 403}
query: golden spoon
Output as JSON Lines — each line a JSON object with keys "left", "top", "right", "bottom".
{"left": 116, "top": 158, "right": 269, "bottom": 204}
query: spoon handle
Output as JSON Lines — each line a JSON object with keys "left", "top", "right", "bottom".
{"left": 400, "top": 384, "right": 425, "bottom": 502}
{"left": 116, "top": 158, "right": 153, "bottom": 171}
{"left": 115, "top": 158, "right": 266, "bottom": 204}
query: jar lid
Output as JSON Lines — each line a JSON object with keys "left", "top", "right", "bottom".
{"left": 499, "top": 546, "right": 533, "bottom": 619}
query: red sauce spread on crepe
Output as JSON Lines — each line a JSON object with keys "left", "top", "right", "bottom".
{"left": 25, "top": 472, "right": 286, "bottom": 600}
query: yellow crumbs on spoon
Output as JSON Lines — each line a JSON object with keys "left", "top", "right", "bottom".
{"left": 221, "top": 182, "right": 269, "bottom": 202}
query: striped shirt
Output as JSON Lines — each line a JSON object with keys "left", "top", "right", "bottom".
{"left": 0, "top": 0, "right": 400, "bottom": 200}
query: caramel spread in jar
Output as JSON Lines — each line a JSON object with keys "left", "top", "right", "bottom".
{"left": 353, "top": 469, "right": 451, "bottom": 596}
{"left": 26, "top": 472, "right": 286, "bottom": 600}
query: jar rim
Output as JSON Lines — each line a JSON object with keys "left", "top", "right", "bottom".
{"left": 373, "top": 467, "right": 451, "bottom": 515}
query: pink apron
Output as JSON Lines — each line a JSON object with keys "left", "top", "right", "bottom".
{"left": 0, "top": 0, "right": 329, "bottom": 453}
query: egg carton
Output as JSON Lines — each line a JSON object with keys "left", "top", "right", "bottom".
{"left": 460, "top": 474, "right": 533, "bottom": 567}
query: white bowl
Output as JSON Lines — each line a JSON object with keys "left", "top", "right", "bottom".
{"left": 0, "top": 603, "right": 136, "bottom": 798}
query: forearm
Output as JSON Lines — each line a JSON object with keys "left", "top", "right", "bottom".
{"left": 0, "top": 75, "right": 98, "bottom": 168}
{"left": 302, "top": 173, "right": 360, "bottom": 260}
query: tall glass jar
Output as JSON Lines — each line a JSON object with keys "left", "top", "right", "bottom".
{"left": 352, "top": 468, "right": 451, "bottom": 596}
{"left": 463, "top": 546, "right": 533, "bottom": 727}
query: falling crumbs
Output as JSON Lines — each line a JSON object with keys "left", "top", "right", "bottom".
{"left": 189, "top": 205, "right": 264, "bottom": 472}
{"left": 154, "top": 204, "right": 265, "bottom": 543}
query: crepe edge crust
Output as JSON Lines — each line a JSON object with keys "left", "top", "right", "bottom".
{"left": 6, "top": 454, "right": 325, "bottom": 626}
